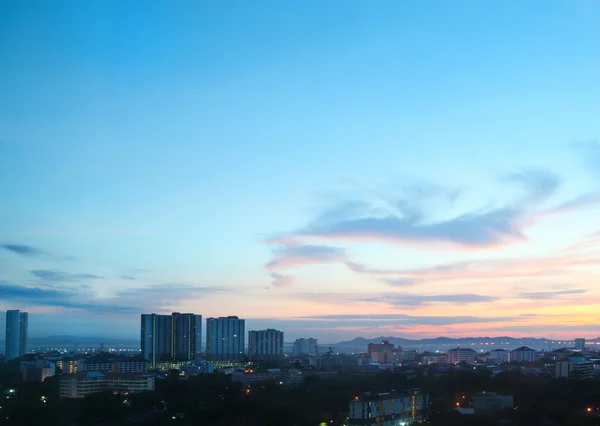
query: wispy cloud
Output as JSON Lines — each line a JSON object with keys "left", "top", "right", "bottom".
{"left": 30, "top": 270, "right": 103, "bottom": 282}
{"left": 120, "top": 275, "right": 136, "bottom": 280}
{"left": 361, "top": 293, "right": 499, "bottom": 306}
{"left": 0, "top": 281, "right": 136, "bottom": 313}
{"left": 270, "top": 272, "right": 294, "bottom": 288}
{"left": 266, "top": 245, "right": 346, "bottom": 270}
{"left": 292, "top": 313, "right": 514, "bottom": 325}
{"left": 2, "top": 244, "right": 47, "bottom": 257}
{"left": 518, "top": 289, "right": 587, "bottom": 300}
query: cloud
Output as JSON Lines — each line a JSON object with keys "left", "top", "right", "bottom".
{"left": 0, "top": 281, "right": 136, "bottom": 313}
{"left": 120, "top": 275, "right": 136, "bottom": 280}
{"left": 270, "top": 272, "right": 294, "bottom": 288}
{"left": 269, "top": 170, "right": 600, "bottom": 251}
{"left": 266, "top": 245, "right": 347, "bottom": 270}
{"left": 115, "top": 284, "right": 233, "bottom": 297}
{"left": 30, "top": 270, "right": 103, "bottom": 282}
{"left": 380, "top": 278, "right": 415, "bottom": 287}
{"left": 518, "top": 289, "right": 587, "bottom": 300}
{"left": 292, "top": 313, "right": 513, "bottom": 325}
{"left": 361, "top": 293, "right": 499, "bottom": 306}
{"left": 2, "top": 244, "right": 47, "bottom": 257}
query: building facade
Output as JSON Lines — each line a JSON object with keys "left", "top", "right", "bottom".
{"left": 489, "top": 349, "right": 510, "bottom": 363}
{"left": 5, "top": 310, "right": 28, "bottom": 360}
{"left": 171, "top": 312, "right": 202, "bottom": 360}
{"left": 59, "top": 371, "right": 155, "bottom": 398}
{"left": 248, "top": 329, "right": 284, "bottom": 361}
{"left": 575, "top": 338, "right": 586, "bottom": 352}
{"left": 206, "top": 316, "right": 245, "bottom": 361}
{"left": 447, "top": 348, "right": 476, "bottom": 364}
{"left": 556, "top": 357, "right": 595, "bottom": 379}
{"left": 348, "top": 389, "right": 428, "bottom": 426}
{"left": 141, "top": 312, "right": 201, "bottom": 367}
{"left": 20, "top": 360, "right": 56, "bottom": 382}
{"left": 292, "top": 338, "right": 318, "bottom": 356}
{"left": 509, "top": 346, "right": 536, "bottom": 363}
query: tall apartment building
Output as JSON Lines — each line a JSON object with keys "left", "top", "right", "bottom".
{"left": 575, "top": 338, "right": 586, "bottom": 352}
{"left": 171, "top": 312, "right": 202, "bottom": 360}
{"left": 141, "top": 312, "right": 201, "bottom": 368}
{"left": 5, "top": 310, "right": 28, "bottom": 360}
{"left": 248, "top": 329, "right": 284, "bottom": 361}
{"left": 206, "top": 316, "right": 245, "bottom": 361}
{"left": 292, "top": 338, "right": 318, "bottom": 356}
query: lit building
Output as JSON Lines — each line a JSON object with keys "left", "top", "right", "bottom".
{"left": 59, "top": 371, "right": 156, "bottom": 398}
{"left": 20, "top": 360, "right": 56, "bottom": 382}
{"left": 447, "top": 348, "right": 476, "bottom": 364}
{"left": 206, "top": 316, "right": 245, "bottom": 361}
{"left": 141, "top": 312, "right": 202, "bottom": 367}
{"left": 422, "top": 354, "right": 448, "bottom": 365}
{"left": 575, "top": 338, "right": 586, "bottom": 352}
{"left": 489, "top": 349, "right": 510, "bottom": 363}
{"left": 82, "top": 359, "right": 148, "bottom": 373}
{"left": 55, "top": 358, "right": 79, "bottom": 374}
{"left": 179, "top": 364, "right": 214, "bottom": 376}
{"left": 509, "top": 346, "right": 536, "bottom": 363}
{"left": 292, "top": 338, "right": 318, "bottom": 356}
{"left": 556, "top": 357, "right": 594, "bottom": 379}
{"left": 348, "top": 389, "right": 428, "bottom": 426}
{"left": 171, "top": 312, "right": 202, "bottom": 360}
{"left": 141, "top": 313, "right": 172, "bottom": 368}
{"left": 5, "top": 309, "right": 28, "bottom": 360}
{"left": 248, "top": 329, "right": 284, "bottom": 361}
{"left": 368, "top": 340, "right": 397, "bottom": 364}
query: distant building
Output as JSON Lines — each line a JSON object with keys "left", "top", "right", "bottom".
{"left": 55, "top": 358, "right": 79, "bottom": 374}
{"left": 59, "top": 372, "right": 156, "bottom": 398}
{"left": 140, "top": 312, "right": 201, "bottom": 368}
{"left": 206, "top": 316, "right": 245, "bottom": 361}
{"left": 489, "top": 349, "right": 510, "bottom": 363}
{"left": 81, "top": 357, "right": 148, "bottom": 373}
{"left": 292, "top": 338, "right": 318, "bottom": 356}
{"left": 248, "top": 329, "right": 284, "bottom": 361}
{"left": 20, "top": 360, "right": 56, "bottom": 382}
{"left": 5, "top": 310, "right": 28, "bottom": 360}
{"left": 348, "top": 389, "right": 428, "bottom": 426}
{"left": 368, "top": 340, "right": 396, "bottom": 364}
{"left": 472, "top": 393, "right": 514, "bottom": 414}
{"left": 422, "top": 354, "right": 448, "bottom": 365}
{"left": 509, "top": 346, "right": 536, "bottom": 363}
{"left": 447, "top": 348, "right": 476, "bottom": 364}
{"left": 556, "top": 357, "right": 594, "bottom": 379}
{"left": 575, "top": 338, "right": 586, "bottom": 352}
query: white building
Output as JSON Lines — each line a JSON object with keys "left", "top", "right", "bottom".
{"left": 348, "top": 389, "right": 428, "bottom": 426}
{"left": 5, "top": 310, "right": 28, "bottom": 360}
{"left": 447, "top": 348, "right": 476, "bottom": 364}
{"left": 509, "top": 346, "right": 536, "bottom": 363}
{"left": 59, "top": 371, "right": 155, "bottom": 398}
{"left": 292, "top": 338, "right": 318, "bottom": 356}
{"left": 489, "top": 349, "right": 510, "bottom": 363}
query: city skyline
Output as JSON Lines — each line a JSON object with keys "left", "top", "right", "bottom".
{"left": 2, "top": 1, "right": 600, "bottom": 341}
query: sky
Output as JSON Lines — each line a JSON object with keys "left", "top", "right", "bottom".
{"left": 1, "top": 0, "right": 600, "bottom": 342}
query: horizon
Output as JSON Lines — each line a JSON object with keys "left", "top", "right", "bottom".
{"left": 2, "top": 1, "right": 600, "bottom": 342}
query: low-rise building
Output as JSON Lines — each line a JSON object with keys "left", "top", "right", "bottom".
{"left": 472, "top": 393, "right": 514, "bottom": 414}
{"left": 59, "top": 371, "right": 156, "bottom": 398}
{"left": 556, "top": 357, "right": 595, "bottom": 380}
{"left": 20, "top": 360, "right": 56, "bottom": 382}
{"left": 348, "top": 388, "right": 428, "bottom": 426}
{"left": 447, "top": 348, "right": 476, "bottom": 364}
{"left": 509, "top": 346, "right": 536, "bottom": 363}
{"left": 179, "top": 364, "right": 214, "bottom": 376}
{"left": 489, "top": 349, "right": 510, "bottom": 363}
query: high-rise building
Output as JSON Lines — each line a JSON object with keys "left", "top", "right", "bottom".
{"left": 5, "top": 310, "right": 28, "bottom": 360}
{"left": 575, "top": 338, "right": 586, "bottom": 352}
{"left": 248, "top": 329, "right": 284, "bottom": 361}
{"left": 509, "top": 346, "right": 536, "bottom": 363}
{"left": 141, "top": 314, "right": 172, "bottom": 368}
{"left": 141, "top": 312, "right": 202, "bottom": 367}
{"left": 206, "top": 316, "right": 245, "bottom": 361}
{"left": 171, "top": 312, "right": 202, "bottom": 361}
{"left": 292, "top": 337, "right": 318, "bottom": 356}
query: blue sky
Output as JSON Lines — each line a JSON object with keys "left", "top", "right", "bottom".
{"left": 1, "top": 0, "right": 600, "bottom": 342}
